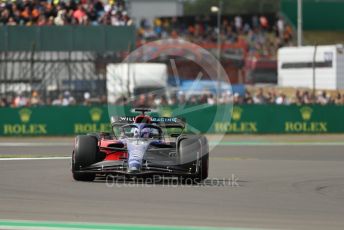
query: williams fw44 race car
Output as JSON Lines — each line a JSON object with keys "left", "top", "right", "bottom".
{"left": 71, "top": 109, "right": 209, "bottom": 183}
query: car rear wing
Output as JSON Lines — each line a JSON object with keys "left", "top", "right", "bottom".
{"left": 110, "top": 116, "right": 185, "bottom": 129}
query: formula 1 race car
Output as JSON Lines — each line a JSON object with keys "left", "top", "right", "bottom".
{"left": 71, "top": 109, "right": 209, "bottom": 183}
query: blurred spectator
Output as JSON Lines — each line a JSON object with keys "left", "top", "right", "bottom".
{"left": 169, "top": 95, "right": 177, "bottom": 105}
{"left": 114, "top": 95, "right": 128, "bottom": 105}
{"left": 284, "top": 25, "right": 293, "bottom": 44}
{"left": 233, "top": 93, "right": 242, "bottom": 105}
{"left": 275, "top": 92, "right": 289, "bottom": 105}
{"left": 207, "top": 94, "right": 216, "bottom": 105}
{"left": 276, "top": 17, "right": 284, "bottom": 40}
{"left": 316, "top": 91, "right": 329, "bottom": 105}
{"left": 302, "top": 91, "right": 313, "bottom": 104}
{"left": 259, "top": 15, "right": 269, "bottom": 30}
{"left": 266, "top": 89, "right": 277, "bottom": 104}
{"left": 243, "top": 89, "right": 253, "bottom": 104}
{"left": 160, "top": 95, "right": 169, "bottom": 106}
{"left": 334, "top": 92, "right": 342, "bottom": 105}
{"left": 62, "top": 91, "right": 75, "bottom": 106}
{"left": 188, "top": 95, "right": 198, "bottom": 105}
{"left": 0, "top": 97, "right": 9, "bottom": 107}
{"left": 234, "top": 15, "right": 242, "bottom": 32}
{"left": 133, "top": 94, "right": 147, "bottom": 108}
{"left": 51, "top": 91, "right": 75, "bottom": 106}
{"left": 251, "top": 15, "right": 259, "bottom": 29}
{"left": 83, "top": 92, "right": 91, "bottom": 105}
{"left": 52, "top": 95, "right": 63, "bottom": 106}
{"left": 253, "top": 88, "right": 266, "bottom": 104}
{"left": 294, "top": 90, "right": 303, "bottom": 104}
{"left": 73, "top": 5, "right": 86, "bottom": 24}
{"left": 218, "top": 92, "right": 231, "bottom": 104}
{"left": 13, "top": 93, "right": 28, "bottom": 107}
{"left": 8, "top": 17, "right": 17, "bottom": 25}
{"left": 178, "top": 93, "right": 186, "bottom": 104}
{"left": 30, "top": 91, "right": 41, "bottom": 106}
{"left": 100, "top": 95, "right": 107, "bottom": 104}
{"left": 147, "top": 93, "right": 157, "bottom": 107}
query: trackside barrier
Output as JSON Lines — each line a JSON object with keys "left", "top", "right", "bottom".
{"left": 0, "top": 26, "right": 135, "bottom": 52}
{"left": 0, "top": 105, "right": 344, "bottom": 136}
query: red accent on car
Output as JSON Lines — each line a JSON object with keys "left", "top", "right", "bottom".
{"left": 98, "top": 139, "right": 127, "bottom": 161}
{"left": 134, "top": 115, "right": 152, "bottom": 124}
{"left": 104, "top": 151, "right": 127, "bottom": 161}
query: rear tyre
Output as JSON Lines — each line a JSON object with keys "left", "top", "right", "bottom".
{"left": 72, "top": 135, "right": 98, "bottom": 181}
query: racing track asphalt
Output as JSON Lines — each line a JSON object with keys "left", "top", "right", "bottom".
{"left": 0, "top": 136, "right": 344, "bottom": 230}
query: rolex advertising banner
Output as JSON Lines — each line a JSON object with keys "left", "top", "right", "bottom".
{"left": 214, "top": 105, "right": 343, "bottom": 134}
{"left": 0, "top": 106, "right": 112, "bottom": 136}
{"left": 0, "top": 105, "right": 344, "bottom": 136}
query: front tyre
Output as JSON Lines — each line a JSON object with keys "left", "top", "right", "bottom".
{"left": 195, "top": 153, "right": 209, "bottom": 182}
{"left": 178, "top": 136, "right": 209, "bottom": 183}
{"left": 72, "top": 170, "right": 96, "bottom": 181}
{"left": 72, "top": 135, "right": 98, "bottom": 181}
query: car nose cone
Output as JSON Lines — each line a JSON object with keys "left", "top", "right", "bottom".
{"left": 128, "top": 165, "right": 140, "bottom": 173}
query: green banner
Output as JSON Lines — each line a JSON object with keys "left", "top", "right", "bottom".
{"left": 0, "top": 105, "right": 344, "bottom": 136}
{"left": 281, "top": 0, "right": 344, "bottom": 30}
{"left": 0, "top": 26, "right": 135, "bottom": 52}
{"left": 214, "top": 105, "right": 344, "bottom": 134}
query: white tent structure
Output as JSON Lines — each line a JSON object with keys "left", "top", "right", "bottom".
{"left": 278, "top": 45, "right": 344, "bottom": 90}
{"left": 107, "top": 63, "right": 168, "bottom": 103}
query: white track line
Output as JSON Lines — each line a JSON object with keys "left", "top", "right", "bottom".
{"left": 0, "top": 157, "right": 71, "bottom": 161}
{"left": 0, "top": 143, "right": 71, "bottom": 147}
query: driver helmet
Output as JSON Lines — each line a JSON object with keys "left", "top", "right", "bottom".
{"left": 140, "top": 127, "right": 151, "bottom": 138}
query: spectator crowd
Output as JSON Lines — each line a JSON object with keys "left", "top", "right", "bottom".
{"left": 138, "top": 15, "right": 293, "bottom": 58}
{"left": 126, "top": 89, "right": 344, "bottom": 107}
{"left": 2, "top": 88, "right": 344, "bottom": 108}
{"left": 237, "top": 88, "right": 344, "bottom": 105}
{"left": 1, "top": 1, "right": 291, "bottom": 57}
{"left": 0, "top": 0, "right": 132, "bottom": 26}
{"left": 0, "top": 90, "right": 106, "bottom": 107}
